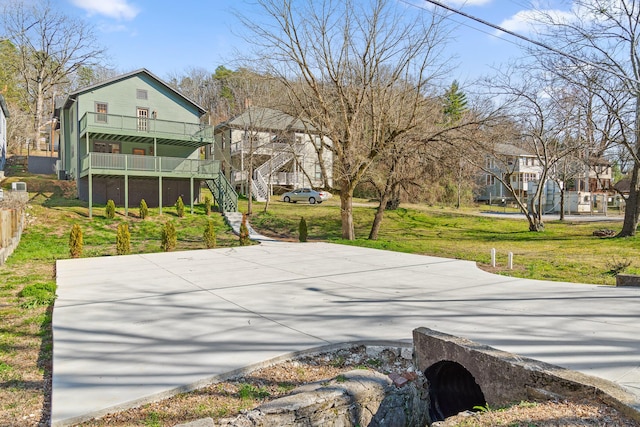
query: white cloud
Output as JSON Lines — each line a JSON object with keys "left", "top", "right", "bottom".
{"left": 498, "top": 8, "right": 574, "bottom": 35}
{"left": 70, "top": 0, "right": 140, "bottom": 21}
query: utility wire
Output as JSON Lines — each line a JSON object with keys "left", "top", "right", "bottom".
{"left": 422, "top": 0, "right": 640, "bottom": 86}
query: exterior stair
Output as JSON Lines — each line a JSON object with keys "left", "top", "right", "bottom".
{"left": 205, "top": 171, "right": 238, "bottom": 212}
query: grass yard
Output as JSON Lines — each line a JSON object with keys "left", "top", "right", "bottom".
{"left": 1, "top": 175, "right": 639, "bottom": 425}
{"left": 0, "top": 176, "right": 240, "bottom": 426}
{"left": 249, "top": 198, "right": 639, "bottom": 286}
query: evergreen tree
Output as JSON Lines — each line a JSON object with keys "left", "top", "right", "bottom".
{"left": 298, "top": 217, "right": 308, "bottom": 242}
{"left": 203, "top": 220, "right": 216, "bottom": 249}
{"left": 105, "top": 200, "right": 116, "bottom": 219}
{"left": 175, "top": 196, "right": 185, "bottom": 217}
{"left": 239, "top": 214, "right": 250, "bottom": 246}
{"left": 442, "top": 80, "right": 468, "bottom": 123}
{"left": 116, "top": 222, "right": 131, "bottom": 255}
{"left": 69, "top": 224, "right": 83, "bottom": 258}
{"left": 204, "top": 195, "right": 212, "bottom": 216}
{"left": 161, "top": 222, "right": 177, "bottom": 252}
{"left": 139, "top": 199, "right": 148, "bottom": 219}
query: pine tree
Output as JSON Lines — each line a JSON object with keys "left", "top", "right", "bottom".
{"left": 161, "top": 221, "right": 177, "bottom": 252}
{"left": 204, "top": 195, "right": 212, "bottom": 216}
{"left": 239, "top": 214, "right": 250, "bottom": 246}
{"left": 139, "top": 199, "right": 148, "bottom": 219}
{"left": 203, "top": 220, "right": 216, "bottom": 249}
{"left": 105, "top": 199, "right": 116, "bottom": 219}
{"left": 69, "top": 224, "right": 83, "bottom": 258}
{"left": 116, "top": 222, "right": 131, "bottom": 255}
{"left": 176, "top": 196, "right": 185, "bottom": 218}
{"left": 442, "top": 80, "right": 468, "bottom": 123}
{"left": 299, "top": 217, "right": 308, "bottom": 242}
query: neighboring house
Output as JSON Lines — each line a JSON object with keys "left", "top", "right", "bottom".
{"left": 477, "top": 143, "right": 612, "bottom": 214}
{"left": 476, "top": 143, "right": 542, "bottom": 203}
{"left": 212, "top": 107, "right": 333, "bottom": 202}
{"left": 56, "top": 69, "right": 236, "bottom": 217}
{"left": 0, "top": 94, "right": 9, "bottom": 176}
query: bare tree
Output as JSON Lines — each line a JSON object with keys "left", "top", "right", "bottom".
{"left": 477, "top": 65, "right": 586, "bottom": 231}
{"left": 239, "top": 0, "right": 451, "bottom": 240}
{"left": 531, "top": 0, "right": 640, "bottom": 236}
{"left": 1, "top": 0, "right": 105, "bottom": 147}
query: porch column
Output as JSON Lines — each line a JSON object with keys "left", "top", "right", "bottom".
{"left": 154, "top": 137, "right": 157, "bottom": 157}
{"left": 158, "top": 175, "right": 163, "bottom": 215}
{"left": 190, "top": 177, "right": 194, "bottom": 215}
{"left": 124, "top": 176, "right": 129, "bottom": 217}
{"left": 88, "top": 171, "right": 93, "bottom": 218}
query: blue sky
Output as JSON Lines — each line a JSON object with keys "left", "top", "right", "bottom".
{"left": 61, "top": 0, "right": 570, "bottom": 85}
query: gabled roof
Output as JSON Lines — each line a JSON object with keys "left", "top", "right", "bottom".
{"left": 62, "top": 68, "right": 206, "bottom": 115}
{"left": 493, "top": 143, "right": 534, "bottom": 157}
{"left": 217, "top": 107, "right": 316, "bottom": 133}
{"left": 0, "top": 94, "right": 9, "bottom": 118}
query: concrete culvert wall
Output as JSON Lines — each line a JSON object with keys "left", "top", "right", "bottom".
{"left": 424, "top": 360, "right": 486, "bottom": 421}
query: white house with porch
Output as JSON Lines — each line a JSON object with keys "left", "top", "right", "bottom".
{"left": 212, "top": 107, "right": 333, "bottom": 201}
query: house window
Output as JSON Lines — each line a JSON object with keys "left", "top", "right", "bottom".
{"left": 136, "top": 89, "right": 148, "bottom": 100}
{"left": 295, "top": 135, "right": 303, "bottom": 145}
{"left": 486, "top": 175, "right": 494, "bottom": 186}
{"left": 314, "top": 163, "right": 322, "bottom": 180}
{"left": 485, "top": 158, "right": 493, "bottom": 169}
{"left": 137, "top": 108, "right": 149, "bottom": 131}
{"left": 314, "top": 136, "right": 322, "bottom": 149}
{"left": 132, "top": 148, "right": 145, "bottom": 156}
{"left": 93, "top": 141, "right": 121, "bottom": 153}
{"left": 95, "top": 102, "right": 108, "bottom": 123}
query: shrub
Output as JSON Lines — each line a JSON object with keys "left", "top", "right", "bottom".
{"left": 299, "top": 217, "right": 308, "bottom": 242}
{"left": 204, "top": 195, "right": 212, "bottom": 216}
{"left": 176, "top": 196, "right": 185, "bottom": 217}
{"left": 105, "top": 199, "right": 116, "bottom": 219}
{"left": 161, "top": 221, "right": 177, "bottom": 252}
{"left": 239, "top": 213, "right": 250, "bottom": 246}
{"left": 139, "top": 199, "right": 149, "bottom": 219}
{"left": 203, "top": 220, "right": 216, "bottom": 249}
{"left": 69, "top": 224, "right": 83, "bottom": 258}
{"left": 116, "top": 222, "right": 131, "bottom": 255}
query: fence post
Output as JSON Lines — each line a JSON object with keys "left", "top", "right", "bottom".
{"left": 491, "top": 248, "right": 496, "bottom": 268}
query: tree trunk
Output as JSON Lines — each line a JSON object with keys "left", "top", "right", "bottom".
{"left": 369, "top": 190, "right": 391, "bottom": 240}
{"left": 618, "top": 162, "right": 640, "bottom": 237}
{"left": 247, "top": 165, "right": 254, "bottom": 216}
{"left": 340, "top": 187, "right": 355, "bottom": 240}
{"left": 619, "top": 92, "right": 640, "bottom": 237}
{"left": 559, "top": 186, "right": 565, "bottom": 221}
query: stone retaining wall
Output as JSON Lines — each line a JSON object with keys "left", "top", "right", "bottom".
{"left": 413, "top": 327, "right": 640, "bottom": 423}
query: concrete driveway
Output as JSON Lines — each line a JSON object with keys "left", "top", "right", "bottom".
{"left": 52, "top": 242, "right": 640, "bottom": 425}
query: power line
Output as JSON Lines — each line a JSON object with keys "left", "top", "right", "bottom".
{"left": 422, "top": 0, "right": 640, "bottom": 86}
{"left": 399, "top": 0, "right": 526, "bottom": 50}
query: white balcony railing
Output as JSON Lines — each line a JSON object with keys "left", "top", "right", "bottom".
{"left": 81, "top": 152, "right": 219, "bottom": 176}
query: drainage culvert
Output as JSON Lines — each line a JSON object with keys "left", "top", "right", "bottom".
{"left": 424, "top": 360, "right": 486, "bottom": 422}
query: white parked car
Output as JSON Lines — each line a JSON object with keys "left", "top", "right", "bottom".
{"left": 282, "top": 188, "right": 331, "bottom": 204}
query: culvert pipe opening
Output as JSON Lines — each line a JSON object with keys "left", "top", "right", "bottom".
{"left": 425, "top": 360, "right": 486, "bottom": 422}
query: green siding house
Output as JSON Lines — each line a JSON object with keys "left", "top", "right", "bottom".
{"left": 56, "top": 69, "right": 236, "bottom": 216}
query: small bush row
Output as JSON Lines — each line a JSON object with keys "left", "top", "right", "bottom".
{"left": 102, "top": 196, "right": 208, "bottom": 219}
{"left": 68, "top": 219, "right": 218, "bottom": 257}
